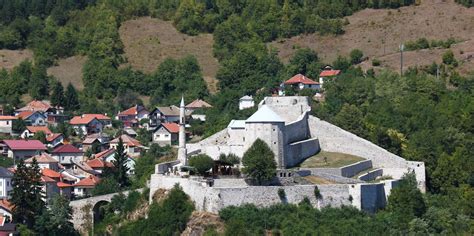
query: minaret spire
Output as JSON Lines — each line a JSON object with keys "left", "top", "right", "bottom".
{"left": 178, "top": 96, "right": 187, "bottom": 165}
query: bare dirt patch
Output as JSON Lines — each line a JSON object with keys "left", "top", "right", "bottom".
{"left": 47, "top": 55, "right": 87, "bottom": 90}
{"left": 270, "top": 0, "right": 474, "bottom": 74}
{"left": 119, "top": 17, "right": 219, "bottom": 93}
{"left": 0, "top": 49, "right": 33, "bottom": 71}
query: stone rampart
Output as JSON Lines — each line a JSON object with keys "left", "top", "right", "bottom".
{"left": 358, "top": 169, "right": 383, "bottom": 182}
{"left": 285, "top": 138, "right": 320, "bottom": 167}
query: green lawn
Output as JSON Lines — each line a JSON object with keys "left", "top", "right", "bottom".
{"left": 299, "top": 151, "right": 365, "bottom": 168}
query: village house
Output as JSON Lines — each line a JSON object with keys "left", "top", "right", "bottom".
{"left": 153, "top": 122, "right": 179, "bottom": 145}
{"left": 41, "top": 175, "right": 59, "bottom": 201}
{"left": 319, "top": 67, "right": 341, "bottom": 89}
{"left": 46, "top": 133, "right": 64, "bottom": 148}
{"left": 280, "top": 74, "right": 320, "bottom": 95}
{"left": 20, "top": 126, "right": 52, "bottom": 139}
{"left": 81, "top": 133, "right": 110, "bottom": 153}
{"left": 85, "top": 158, "right": 114, "bottom": 174}
{"left": 95, "top": 148, "right": 136, "bottom": 175}
{"left": 0, "top": 167, "right": 13, "bottom": 199}
{"left": 70, "top": 115, "right": 104, "bottom": 135}
{"left": 25, "top": 153, "right": 59, "bottom": 171}
{"left": 51, "top": 144, "right": 84, "bottom": 168}
{"left": 149, "top": 105, "right": 192, "bottom": 127}
{"left": 46, "top": 113, "right": 68, "bottom": 126}
{"left": 110, "top": 134, "right": 143, "bottom": 157}
{"left": 0, "top": 199, "right": 12, "bottom": 220}
{"left": 186, "top": 99, "right": 212, "bottom": 121}
{"left": 0, "top": 116, "right": 16, "bottom": 135}
{"left": 117, "top": 105, "right": 149, "bottom": 128}
{"left": 15, "top": 100, "right": 62, "bottom": 116}
{"left": 16, "top": 111, "right": 47, "bottom": 126}
{"left": 74, "top": 175, "right": 100, "bottom": 197}
{"left": 0, "top": 140, "right": 47, "bottom": 162}
{"left": 239, "top": 95, "right": 255, "bottom": 110}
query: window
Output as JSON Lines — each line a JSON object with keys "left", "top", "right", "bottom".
{"left": 6, "top": 121, "right": 8, "bottom": 125}
{"left": 7, "top": 181, "right": 9, "bottom": 187}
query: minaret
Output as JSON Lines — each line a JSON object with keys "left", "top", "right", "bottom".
{"left": 178, "top": 96, "right": 187, "bottom": 165}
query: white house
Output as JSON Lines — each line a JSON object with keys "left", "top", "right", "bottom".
{"left": 20, "top": 126, "right": 52, "bottom": 139}
{"left": 69, "top": 115, "right": 104, "bottom": 135}
{"left": 46, "top": 133, "right": 64, "bottom": 148}
{"left": 25, "top": 153, "right": 59, "bottom": 171}
{"left": 50, "top": 144, "right": 84, "bottom": 167}
{"left": 0, "top": 167, "right": 13, "bottom": 199}
{"left": 74, "top": 175, "right": 100, "bottom": 197}
{"left": 0, "top": 116, "right": 16, "bottom": 135}
{"left": 110, "top": 134, "right": 143, "bottom": 157}
{"left": 239, "top": 95, "right": 255, "bottom": 110}
{"left": 97, "top": 149, "right": 136, "bottom": 175}
{"left": 116, "top": 105, "right": 149, "bottom": 128}
{"left": 153, "top": 122, "right": 179, "bottom": 146}
{"left": 319, "top": 68, "right": 341, "bottom": 89}
{"left": 282, "top": 74, "right": 320, "bottom": 93}
{"left": 16, "top": 111, "right": 47, "bottom": 126}
{"left": 0, "top": 140, "right": 47, "bottom": 162}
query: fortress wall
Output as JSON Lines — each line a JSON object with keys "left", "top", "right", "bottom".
{"left": 340, "top": 160, "right": 373, "bottom": 177}
{"left": 358, "top": 169, "right": 383, "bottom": 182}
{"left": 285, "top": 112, "right": 310, "bottom": 143}
{"left": 245, "top": 122, "right": 284, "bottom": 168}
{"left": 227, "top": 128, "right": 245, "bottom": 145}
{"left": 261, "top": 96, "right": 311, "bottom": 122}
{"left": 198, "top": 145, "right": 245, "bottom": 160}
{"left": 285, "top": 138, "right": 320, "bottom": 167}
{"left": 360, "top": 183, "right": 387, "bottom": 213}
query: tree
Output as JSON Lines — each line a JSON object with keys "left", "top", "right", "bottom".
{"left": 29, "top": 66, "right": 49, "bottom": 100}
{"left": 11, "top": 158, "right": 45, "bottom": 228}
{"left": 334, "top": 104, "right": 368, "bottom": 138}
{"left": 64, "top": 83, "right": 79, "bottom": 112}
{"left": 32, "top": 131, "right": 47, "bottom": 144}
{"left": 50, "top": 81, "right": 65, "bottom": 107}
{"left": 12, "top": 117, "right": 26, "bottom": 134}
{"left": 92, "top": 177, "right": 120, "bottom": 196}
{"left": 188, "top": 154, "right": 214, "bottom": 176}
{"left": 442, "top": 50, "right": 457, "bottom": 66}
{"left": 242, "top": 139, "right": 277, "bottom": 185}
{"left": 112, "top": 137, "right": 130, "bottom": 187}
{"left": 349, "top": 49, "right": 364, "bottom": 64}
{"left": 35, "top": 195, "right": 78, "bottom": 235}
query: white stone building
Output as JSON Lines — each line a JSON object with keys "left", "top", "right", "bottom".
{"left": 0, "top": 116, "right": 16, "bottom": 135}
{"left": 0, "top": 167, "right": 13, "bottom": 199}
{"left": 239, "top": 95, "right": 255, "bottom": 110}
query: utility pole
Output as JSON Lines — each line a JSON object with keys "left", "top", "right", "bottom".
{"left": 399, "top": 44, "right": 404, "bottom": 75}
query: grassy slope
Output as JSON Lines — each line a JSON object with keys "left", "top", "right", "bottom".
{"left": 270, "top": 0, "right": 474, "bottom": 75}
{"left": 299, "top": 151, "right": 365, "bottom": 168}
{"left": 0, "top": 49, "right": 33, "bottom": 70}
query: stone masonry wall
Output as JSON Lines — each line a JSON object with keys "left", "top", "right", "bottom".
{"left": 285, "top": 138, "right": 320, "bottom": 167}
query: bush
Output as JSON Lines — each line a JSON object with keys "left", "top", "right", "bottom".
{"left": 314, "top": 186, "right": 322, "bottom": 200}
{"left": 278, "top": 188, "right": 286, "bottom": 200}
{"left": 349, "top": 49, "right": 364, "bottom": 64}
{"left": 188, "top": 154, "right": 214, "bottom": 175}
{"left": 442, "top": 50, "right": 457, "bottom": 66}
{"left": 372, "top": 59, "right": 381, "bottom": 67}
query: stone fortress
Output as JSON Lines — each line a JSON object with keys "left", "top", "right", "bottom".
{"left": 150, "top": 96, "right": 425, "bottom": 213}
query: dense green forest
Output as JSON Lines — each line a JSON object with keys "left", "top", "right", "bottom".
{"left": 0, "top": 0, "right": 473, "bottom": 234}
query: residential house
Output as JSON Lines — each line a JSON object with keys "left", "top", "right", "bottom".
{"left": 0, "top": 116, "right": 16, "bottom": 135}
{"left": 239, "top": 95, "right": 255, "bottom": 110}
{"left": 319, "top": 67, "right": 340, "bottom": 89}
{"left": 0, "top": 199, "right": 12, "bottom": 220}
{"left": 0, "top": 140, "right": 47, "bottom": 162}
{"left": 186, "top": 99, "right": 212, "bottom": 121}
{"left": 78, "top": 114, "right": 112, "bottom": 128}
{"left": 46, "top": 133, "right": 64, "bottom": 148}
{"left": 41, "top": 168, "right": 74, "bottom": 199}
{"left": 116, "top": 105, "right": 149, "bottom": 128}
{"left": 153, "top": 122, "right": 179, "bottom": 145}
{"left": 281, "top": 74, "right": 320, "bottom": 95}
{"left": 41, "top": 175, "right": 59, "bottom": 202}
{"left": 51, "top": 144, "right": 84, "bottom": 167}
{"left": 0, "top": 167, "right": 13, "bottom": 199}
{"left": 16, "top": 111, "right": 47, "bottom": 126}
{"left": 57, "top": 181, "right": 73, "bottom": 199}
{"left": 74, "top": 175, "right": 100, "bottom": 197}
{"left": 149, "top": 105, "right": 192, "bottom": 127}
{"left": 85, "top": 158, "right": 113, "bottom": 174}
{"left": 25, "top": 153, "right": 59, "bottom": 171}
{"left": 123, "top": 127, "right": 137, "bottom": 138}
{"left": 97, "top": 149, "right": 135, "bottom": 175}
{"left": 20, "top": 126, "right": 52, "bottom": 139}
{"left": 82, "top": 133, "right": 109, "bottom": 153}
{"left": 70, "top": 115, "right": 104, "bottom": 135}
{"left": 46, "top": 114, "right": 68, "bottom": 126}
{"left": 110, "top": 134, "right": 143, "bottom": 157}
{"left": 15, "top": 100, "right": 62, "bottom": 116}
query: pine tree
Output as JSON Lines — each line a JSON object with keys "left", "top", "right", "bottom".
{"left": 29, "top": 66, "right": 49, "bottom": 100}
{"left": 242, "top": 139, "right": 277, "bottom": 185}
{"left": 113, "top": 137, "right": 130, "bottom": 187}
{"left": 64, "top": 83, "right": 79, "bottom": 111}
{"left": 50, "top": 81, "right": 65, "bottom": 107}
{"left": 11, "top": 158, "right": 45, "bottom": 228}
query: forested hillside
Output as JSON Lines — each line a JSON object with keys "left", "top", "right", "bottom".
{"left": 0, "top": 0, "right": 473, "bottom": 235}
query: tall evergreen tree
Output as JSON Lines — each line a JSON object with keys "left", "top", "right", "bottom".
{"left": 113, "top": 137, "right": 130, "bottom": 187}
{"left": 29, "top": 66, "right": 50, "bottom": 100}
{"left": 11, "top": 158, "right": 45, "bottom": 228}
{"left": 242, "top": 139, "right": 277, "bottom": 185}
{"left": 64, "top": 83, "right": 80, "bottom": 111}
{"left": 35, "top": 195, "right": 78, "bottom": 235}
{"left": 50, "top": 81, "right": 65, "bottom": 107}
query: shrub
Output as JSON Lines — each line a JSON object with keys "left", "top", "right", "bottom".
{"left": 349, "top": 49, "right": 364, "bottom": 64}
{"left": 442, "top": 50, "right": 457, "bottom": 66}
{"left": 372, "top": 59, "right": 381, "bottom": 66}
{"left": 278, "top": 188, "right": 286, "bottom": 200}
{"left": 314, "top": 186, "right": 322, "bottom": 200}
{"left": 188, "top": 154, "right": 214, "bottom": 176}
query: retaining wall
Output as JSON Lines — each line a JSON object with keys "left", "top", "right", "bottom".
{"left": 285, "top": 138, "right": 320, "bottom": 167}
{"left": 358, "top": 169, "right": 383, "bottom": 182}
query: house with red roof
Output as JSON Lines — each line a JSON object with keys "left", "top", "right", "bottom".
{"left": 110, "top": 134, "right": 143, "bottom": 157}
{"left": 15, "top": 100, "right": 61, "bottom": 114}
{"left": 0, "top": 199, "right": 13, "bottom": 219}
{"left": 0, "top": 140, "right": 47, "bottom": 161}
{"left": 16, "top": 111, "right": 47, "bottom": 126}
{"left": 70, "top": 115, "right": 104, "bottom": 135}
{"left": 46, "top": 133, "right": 64, "bottom": 148}
{"left": 74, "top": 175, "right": 100, "bottom": 197}
{"left": 186, "top": 99, "right": 212, "bottom": 121}
{"left": 85, "top": 158, "right": 114, "bottom": 174}
{"left": 51, "top": 144, "right": 84, "bottom": 167}
{"left": 282, "top": 74, "right": 321, "bottom": 94}
{"left": 20, "top": 126, "right": 52, "bottom": 139}
{"left": 94, "top": 148, "right": 136, "bottom": 175}
{"left": 25, "top": 153, "right": 59, "bottom": 171}
{"left": 0, "top": 116, "right": 17, "bottom": 135}
{"left": 41, "top": 175, "right": 60, "bottom": 201}
{"left": 153, "top": 122, "right": 180, "bottom": 145}
{"left": 116, "top": 105, "right": 149, "bottom": 128}
{"left": 319, "top": 67, "right": 341, "bottom": 88}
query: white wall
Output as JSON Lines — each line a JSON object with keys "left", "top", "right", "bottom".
{"left": 0, "top": 178, "right": 12, "bottom": 198}
{"left": 0, "top": 120, "right": 13, "bottom": 134}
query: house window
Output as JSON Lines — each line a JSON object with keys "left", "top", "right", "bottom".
{"left": 7, "top": 181, "right": 9, "bottom": 187}
{"left": 165, "top": 134, "right": 169, "bottom": 137}
{"left": 6, "top": 121, "right": 8, "bottom": 125}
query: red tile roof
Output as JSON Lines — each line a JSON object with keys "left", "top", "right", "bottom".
{"left": 2, "top": 140, "right": 46, "bottom": 150}
{"left": 94, "top": 149, "right": 115, "bottom": 159}
{"left": 111, "top": 134, "right": 141, "bottom": 147}
{"left": 86, "top": 158, "right": 113, "bottom": 169}
{"left": 41, "top": 175, "right": 56, "bottom": 183}
{"left": 26, "top": 126, "right": 52, "bottom": 135}
{"left": 52, "top": 144, "right": 82, "bottom": 154}
{"left": 284, "top": 74, "right": 319, "bottom": 85}
{"left": 42, "top": 168, "right": 61, "bottom": 178}
{"left": 16, "top": 111, "right": 34, "bottom": 119}
{"left": 57, "top": 181, "right": 72, "bottom": 188}
{"left": 186, "top": 99, "right": 212, "bottom": 109}
{"left": 118, "top": 105, "right": 148, "bottom": 116}
{"left": 0, "top": 199, "right": 13, "bottom": 212}
{"left": 75, "top": 175, "right": 100, "bottom": 187}
{"left": 319, "top": 70, "right": 341, "bottom": 77}
{"left": 0, "top": 116, "right": 17, "bottom": 120}
{"left": 161, "top": 122, "right": 180, "bottom": 133}
{"left": 46, "top": 133, "right": 63, "bottom": 142}
{"left": 25, "top": 153, "right": 58, "bottom": 163}
{"left": 17, "top": 100, "right": 52, "bottom": 112}
{"left": 69, "top": 115, "right": 99, "bottom": 125}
